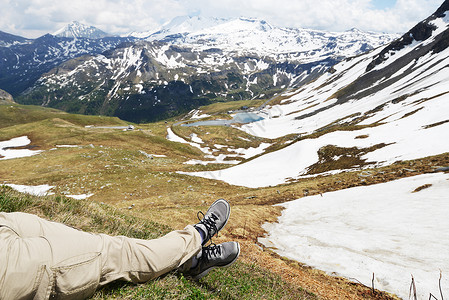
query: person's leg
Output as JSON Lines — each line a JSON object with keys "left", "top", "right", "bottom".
{"left": 99, "top": 198, "right": 234, "bottom": 283}
{"left": 99, "top": 225, "right": 202, "bottom": 284}
{"left": 0, "top": 211, "right": 87, "bottom": 238}
{"left": 0, "top": 224, "right": 53, "bottom": 300}
{"left": 0, "top": 212, "right": 105, "bottom": 299}
{"left": 0, "top": 212, "right": 202, "bottom": 299}
{"left": 0, "top": 199, "right": 235, "bottom": 299}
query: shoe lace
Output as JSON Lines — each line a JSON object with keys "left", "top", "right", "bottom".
{"left": 197, "top": 211, "right": 219, "bottom": 243}
{"left": 202, "top": 243, "right": 222, "bottom": 262}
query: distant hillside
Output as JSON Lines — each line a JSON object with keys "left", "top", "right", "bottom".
{"left": 0, "top": 30, "right": 32, "bottom": 47}
{"left": 0, "top": 33, "right": 135, "bottom": 96}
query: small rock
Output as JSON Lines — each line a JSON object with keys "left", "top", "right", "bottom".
{"left": 433, "top": 166, "right": 449, "bottom": 172}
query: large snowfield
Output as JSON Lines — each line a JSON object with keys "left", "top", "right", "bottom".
{"left": 259, "top": 173, "right": 449, "bottom": 299}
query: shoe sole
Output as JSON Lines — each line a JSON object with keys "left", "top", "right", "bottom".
{"left": 193, "top": 242, "right": 240, "bottom": 280}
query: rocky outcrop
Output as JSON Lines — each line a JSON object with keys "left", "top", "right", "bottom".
{"left": 0, "top": 89, "right": 14, "bottom": 103}
{"left": 366, "top": 0, "right": 449, "bottom": 72}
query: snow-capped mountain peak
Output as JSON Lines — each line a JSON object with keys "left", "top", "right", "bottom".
{"left": 138, "top": 15, "right": 229, "bottom": 40}
{"left": 139, "top": 15, "right": 284, "bottom": 42}
{"left": 133, "top": 15, "right": 397, "bottom": 57}
{"left": 53, "top": 21, "right": 110, "bottom": 39}
{"left": 193, "top": 17, "right": 275, "bottom": 35}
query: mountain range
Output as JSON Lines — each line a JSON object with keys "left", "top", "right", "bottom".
{"left": 140, "top": 16, "right": 395, "bottom": 58}
{"left": 188, "top": 0, "right": 449, "bottom": 187}
{"left": 0, "top": 18, "right": 397, "bottom": 122}
{"left": 0, "top": 32, "right": 135, "bottom": 96}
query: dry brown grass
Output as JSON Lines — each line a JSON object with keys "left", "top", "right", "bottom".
{"left": 3, "top": 104, "right": 449, "bottom": 299}
{"left": 305, "top": 143, "right": 390, "bottom": 175}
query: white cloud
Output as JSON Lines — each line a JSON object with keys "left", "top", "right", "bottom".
{"left": 0, "top": 0, "right": 444, "bottom": 38}
{"left": 235, "top": 0, "right": 443, "bottom": 33}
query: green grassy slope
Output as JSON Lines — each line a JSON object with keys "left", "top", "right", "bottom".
{"left": 0, "top": 186, "right": 314, "bottom": 299}
{"left": 0, "top": 103, "right": 127, "bottom": 129}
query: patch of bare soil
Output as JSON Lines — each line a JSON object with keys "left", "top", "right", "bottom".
{"left": 306, "top": 144, "right": 390, "bottom": 175}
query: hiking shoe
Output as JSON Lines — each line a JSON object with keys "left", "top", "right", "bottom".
{"left": 194, "top": 199, "right": 230, "bottom": 245}
{"left": 188, "top": 242, "right": 240, "bottom": 280}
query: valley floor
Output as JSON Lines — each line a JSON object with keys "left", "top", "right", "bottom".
{"left": 1, "top": 103, "right": 448, "bottom": 299}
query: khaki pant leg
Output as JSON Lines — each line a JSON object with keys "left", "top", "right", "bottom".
{"left": 100, "top": 224, "right": 202, "bottom": 285}
{"left": 0, "top": 212, "right": 103, "bottom": 300}
{"left": 0, "top": 212, "right": 202, "bottom": 299}
{"left": 0, "top": 211, "right": 81, "bottom": 238}
{"left": 0, "top": 225, "right": 53, "bottom": 300}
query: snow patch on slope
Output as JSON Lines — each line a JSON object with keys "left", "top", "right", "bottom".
{"left": 0, "top": 136, "right": 43, "bottom": 160}
{"left": 5, "top": 184, "right": 54, "bottom": 196}
{"left": 259, "top": 173, "right": 449, "bottom": 299}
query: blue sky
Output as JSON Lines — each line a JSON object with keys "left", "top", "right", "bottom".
{"left": 0, "top": 0, "right": 444, "bottom": 38}
{"left": 372, "top": 0, "right": 397, "bottom": 10}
